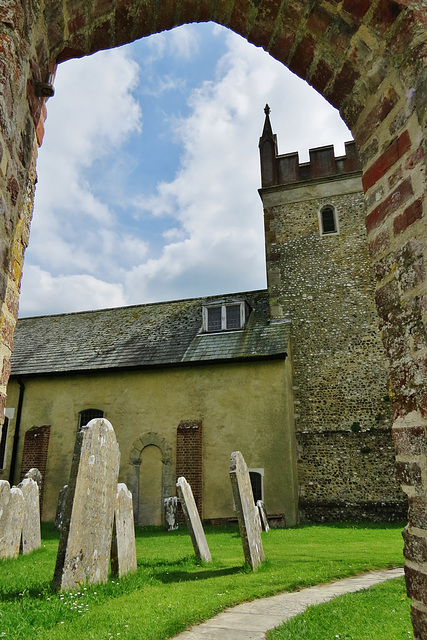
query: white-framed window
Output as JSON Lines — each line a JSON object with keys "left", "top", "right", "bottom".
{"left": 318, "top": 205, "right": 339, "bottom": 236}
{"left": 249, "top": 468, "right": 264, "bottom": 503}
{"left": 202, "top": 301, "right": 249, "bottom": 333}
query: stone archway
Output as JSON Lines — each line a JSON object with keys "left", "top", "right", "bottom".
{"left": 128, "top": 431, "right": 174, "bottom": 526}
{"left": 2, "top": 2, "right": 426, "bottom": 635}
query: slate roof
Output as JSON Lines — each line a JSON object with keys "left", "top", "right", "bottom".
{"left": 10, "top": 290, "right": 290, "bottom": 377}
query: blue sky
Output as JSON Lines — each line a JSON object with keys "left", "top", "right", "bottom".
{"left": 19, "top": 23, "right": 352, "bottom": 317}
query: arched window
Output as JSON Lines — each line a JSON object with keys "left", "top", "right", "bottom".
{"left": 78, "top": 408, "right": 104, "bottom": 429}
{"left": 319, "top": 205, "right": 338, "bottom": 235}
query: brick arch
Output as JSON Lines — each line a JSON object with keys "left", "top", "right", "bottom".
{"left": 2, "top": 0, "right": 427, "bottom": 635}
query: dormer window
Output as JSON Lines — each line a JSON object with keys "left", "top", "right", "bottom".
{"left": 202, "top": 301, "right": 248, "bottom": 332}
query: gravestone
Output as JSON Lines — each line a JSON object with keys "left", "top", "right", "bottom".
{"left": 176, "top": 477, "right": 211, "bottom": 562}
{"left": 257, "top": 500, "right": 270, "bottom": 532}
{"left": 164, "top": 496, "right": 178, "bottom": 531}
{"left": 18, "top": 477, "right": 41, "bottom": 554}
{"left": 111, "top": 483, "right": 137, "bottom": 578}
{"left": 24, "top": 468, "right": 42, "bottom": 492}
{"left": 54, "top": 484, "right": 68, "bottom": 531}
{"left": 52, "top": 418, "right": 120, "bottom": 591}
{"left": 0, "top": 481, "right": 24, "bottom": 559}
{"left": 230, "top": 451, "right": 264, "bottom": 570}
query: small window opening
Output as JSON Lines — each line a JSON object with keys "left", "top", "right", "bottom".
{"left": 207, "top": 307, "right": 222, "bottom": 331}
{"left": 0, "top": 417, "right": 9, "bottom": 469}
{"left": 78, "top": 408, "right": 104, "bottom": 429}
{"left": 203, "top": 301, "right": 249, "bottom": 332}
{"left": 249, "top": 470, "right": 264, "bottom": 503}
{"left": 320, "top": 206, "right": 337, "bottom": 235}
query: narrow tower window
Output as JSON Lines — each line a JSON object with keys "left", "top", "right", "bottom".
{"left": 320, "top": 206, "right": 338, "bottom": 235}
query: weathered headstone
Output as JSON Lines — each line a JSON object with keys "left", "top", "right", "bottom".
{"left": 18, "top": 477, "right": 41, "bottom": 554}
{"left": 52, "top": 418, "right": 120, "bottom": 591}
{"left": 230, "top": 451, "right": 264, "bottom": 570}
{"left": 54, "top": 484, "right": 68, "bottom": 531}
{"left": 0, "top": 481, "right": 25, "bottom": 559}
{"left": 24, "top": 468, "right": 42, "bottom": 492}
{"left": 176, "top": 477, "right": 211, "bottom": 562}
{"left": 257, "top": 500, "right": 270, "bottom": 532}
{"left": 164, "top": 496, "right": 178, "bottom": 531}
{"left": 111, "top": 483, "right": 137, "bottom": 578}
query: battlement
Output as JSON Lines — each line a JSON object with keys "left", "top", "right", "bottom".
{"left": 259, "top": 106, "right": 361, "bottom": 189}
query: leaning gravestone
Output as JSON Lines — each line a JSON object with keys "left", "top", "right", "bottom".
{"left": 164, "top": 496, "right": 178, "bottom": 531}
{"left": 257, "top": 500, "right": 270, "bottom": 532}
{"left": 52, "top": 419, "right": 120, "bottom": 591}
{"left": 54, "top": 484, "right": 68, "bottom": 531}
{"left": 176, "top": 477, "right": 211, "bottom": 562}
{"left": 24, "top": 468, "right": 42, "bottom": 493}
{"left": 18, "top": 477, "right": 41, "bottom": 554}
{"left": 0, "top": 480, "right": 24, "bottom": 559}
{"left": 230, "top": 451, "right": 264, "bottom": 570}
{"left": 111, "top": 483, "right": 137, "bottom": 578}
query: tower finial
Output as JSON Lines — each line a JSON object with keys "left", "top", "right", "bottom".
{"left": 264, "top": 104, "right": 270, "bottom": 116}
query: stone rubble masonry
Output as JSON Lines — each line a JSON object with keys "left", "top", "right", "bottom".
{"left": 176, "top": 476, "right": 211, "bottom": 563}
{"left": 230, "top": 451, "right": 264, "bottom": 570}
{"left": 17, "top": 476, "right": 40, "bottom": 554}
{"left": 52, "top": 418, "right": 120, "bottom": 592}
{"left": 2, "top": 0, "right": 426, "bottom": 635}
{"left": 111, "top": 483, "right": 137, "bottom": 579}
{"left": 0, "top": 479, "right": 24, "bottom": 559}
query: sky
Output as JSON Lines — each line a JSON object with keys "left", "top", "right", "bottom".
{"left": 19, "top": 22, "right": 352, "bottom": 318}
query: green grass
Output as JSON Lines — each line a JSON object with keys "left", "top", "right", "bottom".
{"left": 0, "top": 522, "right": 406, "bottom": 640}
{"left": 267, "top": 576, "right": 412, "bottom": 640}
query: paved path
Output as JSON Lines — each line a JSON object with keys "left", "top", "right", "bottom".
{"left": 174, "top": 567, "right": 404, "bottom": 639}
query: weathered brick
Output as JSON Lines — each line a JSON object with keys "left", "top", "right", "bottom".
{"left": 341, "top": 0, "right": 371, "bottom": 21}
{"left": 362, "top": 130, "right": 411, "bottom": 192}
{"left": 393, "top": 425, "right": 427, "bottom": 456}
{"left": 394, "top": 199, "right": 424, "bottom": 236}
{"left": 289, "top": 33, "right": 316, "bottom": 80}
{"left": 411, "top": 604, "right": 427, "bottom": 640}
{"left": 366, "top": 177, "right": 414, "bottom": 232}
{"left": 327, "top": 61, "right": 359, "bottom": 108}
{"left": 402, "top": 528, "right": 427, "bottom": 564}
{"left": 310, "top": 59, "right": 334, "bottom": 94}
{"left": 408, "top": 497, "right": 427, "bottom": 530}
{"left": 368, "top": 229, "right": 390, "bottom": 258}
{"left": 396, "top": 461, "right": 422, "bottom": 488}
{"left": 405, "top": 565, "right": 427, "bottom": 607}
{"left": 357, "top": 88, "right": 399, "bottom": 147}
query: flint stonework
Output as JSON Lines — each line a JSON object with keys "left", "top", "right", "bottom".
{"left": 52, "top": 419, "right": 120, "bottom": 591}
{"left": 54, "top": 485, "right": 68, "bottom": 531}
{"left": 257, "top": 500, "right": 270, "bottom": 532}
{"left": 176, "top": 477, "right": 211, "bottom": 562}
{"left": 111, "top": 483, "right": 137, "bottom": 578}
{"left": 18, "top": 478, "right": 41, "bottom": 554}
{"left": 230, "top": 451, "right": 264, "bottom": 570}
{"left": 0, "top": 481, "right": 25, "bottom": 559}
{"left": 164, "top": 496, "right": 178, "bottom": 531}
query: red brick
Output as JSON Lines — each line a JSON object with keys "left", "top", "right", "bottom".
{"left": 366, "top": 177, "right": 413, "bottom": 233}
{"left": 371, "top": 0, "right": 403, "bottom": 35}
{"left": 327, "top": 61, "right": 359, "bottom": 109}
{"left": 393, "top": 198, "right": 424, "bottom": 236}
{"left": 289, "top": 33, "right": 316, "bottom": 80}
{"left": 342, "top": 0, "right": 371, "bottom": 21}
{"left": 362, "top": 130, "right": 411, "bottom": 192}
{"left": 307, "top": 7, "right": 330, "bottom": 36}
{"left": 405, "top": 146, "right": 425, "bottom": 171}
{"left": 310, "top": 59, "right": 334, "bottom": 94}
{"left": 357, "top": 88, "right": 399, "bottom": 147}
{"left": 368, "top": 229, "right": 390, "bottom": 258}
{"left": 90, "top": 19, "right": 111, "bottom": 53}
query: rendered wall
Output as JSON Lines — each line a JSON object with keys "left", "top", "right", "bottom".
{"left": 4, "top": 358, "right": 298, "bottom": 526}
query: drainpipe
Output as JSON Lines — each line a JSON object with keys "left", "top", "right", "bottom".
{"left": 9, "top": 378, "right": 25, "bottom": 485}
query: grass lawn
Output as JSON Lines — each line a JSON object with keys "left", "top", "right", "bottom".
{"left": 0, "top": 522, "right": 406, "bottom": 640}
{"left": 267, "top": 577, "right": 412, "bottom": 640}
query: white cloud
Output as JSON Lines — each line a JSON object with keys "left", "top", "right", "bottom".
{"left": 20, "top": 266, "right": 126, "bottom": 316}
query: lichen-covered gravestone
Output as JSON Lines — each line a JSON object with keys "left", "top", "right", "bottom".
{"left": 52, "top": 419, "right": 120, "bottom": 591}
{"left": 111, "top": 483, "right": 137, "bottom": 578}
{"left": 18, "top": 477, "right": 41, "bottom": 554}
{"left": 257, "top": 500, "right": 270, "bottom": 532}
{"left": 176, "top": 477, "right": 211, "bottom": 562}
{"left": 24, "top": 468, "right": 42, "bottom": 492}
{"left": 164, "top": 496, "right": 178, "bottom": 531}
{"left": 230, "top": 451, "right": 264, "bottom": 570}
{"left": 54, "top": 484, "right": 68, "bottom": 531}
{"left": 0, "top": 480, "right": 24, "bottom": 559}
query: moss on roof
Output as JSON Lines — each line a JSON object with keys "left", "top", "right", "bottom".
{"left": 10, "top": 290, "right": 290, "bottom": 376}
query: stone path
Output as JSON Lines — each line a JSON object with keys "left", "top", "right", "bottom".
{"left": 174, "top": 567, "right": 404, "bottom": 639}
